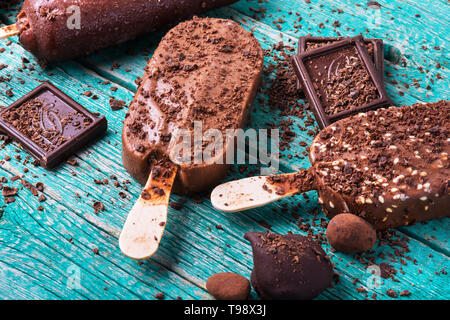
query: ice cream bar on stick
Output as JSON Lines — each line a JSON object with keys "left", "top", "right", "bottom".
{"left": 120, "top": 17, "right": 264, "bottom": 259}
{"left": 6, "top": 0, "right": 238, "bottom": 63}
{"left": 211, "top": 101, "right": 450, "bottom": 230}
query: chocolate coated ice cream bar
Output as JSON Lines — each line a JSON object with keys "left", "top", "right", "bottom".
{"left": 122, "top": 17, "right": 264, "bottom": 194}
{"left": 212, "top": 101, "right": 449, "bottom": 230}
{"left": 16, "top": 0, "right": 238, "bottom": 63}
{"left": 245, "top": 232, "right": 334, "bottom": 300}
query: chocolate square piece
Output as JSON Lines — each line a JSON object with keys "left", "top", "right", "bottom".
{"left": 295, "top": 36, "right": 384, "bottom": 90}
{"left": 0, "top": 81, "right": 107, "bottom": 168}
{"left": 292, "top": 36, "right": 392, "bottom": 129}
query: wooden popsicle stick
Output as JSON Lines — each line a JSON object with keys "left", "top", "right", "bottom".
{"left": 0, "top": 24, "right": 19, "bottom": 40}
{"left": 211, "top": 169, "right": 316, "bottom": 213}
{"left": 119, "top": 162, "right": 177, "bottom": 260}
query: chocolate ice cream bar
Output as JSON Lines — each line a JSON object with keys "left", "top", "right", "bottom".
{"left": 292, "top": 36, "right": 392, "bottom": 129}
{"left": 309, "top": 101, "right": 449, "bottom": 230}
{"left": 0, "top": 81, "right": 107, "bottom": 168}
{"left": 211, "top": 101, "right": 449, "bottom": 230}
{"left": 122, "top": 17, "right": 264, "bottom": 194}
{"left": 16, "top": 0, "right": 238, "bottom": 63}
{"left": 295, "top": 36, "right": 384, "bottom": 90}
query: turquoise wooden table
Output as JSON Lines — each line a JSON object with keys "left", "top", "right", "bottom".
{"left": 0, "top": 0, "right": 448, "bottom": 300}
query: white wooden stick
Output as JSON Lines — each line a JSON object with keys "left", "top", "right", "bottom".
{"left": 211, "top": 171, "right": 314, "bottom": 213}
{"left": 119, "top": 163, "right": 177, "bottom": 260}
{"left": 0, "top": 24, "right": 19, "bottom": 40}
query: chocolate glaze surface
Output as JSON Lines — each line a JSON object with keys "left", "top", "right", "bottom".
{"left": 17, "top": 0, "right": 238, "bottom": 63}
{"left": 122, "top": 17, "right": 264, "bottom": 194}
{"left": 245, "top": 232, "right": 334, "bottom": 300}
{"left": 292, "top": 36, "right": 391, "bottom": 129}
{"left": 309, "top": 101, "right": 449, "bottom": 230}
{"left": 263, "top": 101, "right": 449, "bottom": 230}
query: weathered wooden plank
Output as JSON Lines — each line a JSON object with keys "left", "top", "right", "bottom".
{"left": 3, "top": 149, "right": 448, "bottom": 301}
{"left": 0, "top": 166, "right": 204, "bottom": 300}
{"left": 0, "top": 39, "right": 273, "bottom": 299}
{"left": 216, "top": 177, "right": 450, "bottom": 300}
{"left": 223, "top": 5, "right": 449, "bottom": 102}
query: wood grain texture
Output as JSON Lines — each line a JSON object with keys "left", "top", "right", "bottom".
{"left": 0, "top": 0, "right": 449, "bottom": 300}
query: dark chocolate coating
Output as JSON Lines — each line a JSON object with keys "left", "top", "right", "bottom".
{"left": 17, "top": 0, "right": 238, "bottom": 63}
{"left": 261, "top": 102, "right": 449, "bottom": 231}
{"left": 0, "top": 81, "right": 107, "bottom": 168}
{"left": 244, "top": 232, "right": 334, "bottom": 300}
{"left": 326, "top": 213, "right": 377, "bottom": 253}
{"left": 309, "top": 101, "right": 450, "bottom": 230}
{"left": 206, "top": 272, "right": 251, "bottom": 300}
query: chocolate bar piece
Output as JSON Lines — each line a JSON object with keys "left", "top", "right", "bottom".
{"left": 295, "top": 36, "right": 384, "bottom": 90}
{"left": 292, "top": 36, "right": 392, "bottom": 129}
{"left": 0, "top": 82, "right": 107, "bottom": 168}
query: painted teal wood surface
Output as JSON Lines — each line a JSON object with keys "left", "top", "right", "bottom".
{"left": 0, "top": 0, "right": 449, "bottom": 300}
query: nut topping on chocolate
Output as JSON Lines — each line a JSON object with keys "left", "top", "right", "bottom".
{"left": 310, "top": 101, "right": 449, "bottom": 229}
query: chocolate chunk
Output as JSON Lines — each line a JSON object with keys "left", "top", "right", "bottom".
{"left": 0, "top": 82, "right": 107, "bottom": 168}
{"left": 386, "top": 289, "right": 398, "bottom": 298}
{"left": 399, "top": 290, "right": 411, "bottom": 297}
{"left": 93, "top": 201, "right": 105, "bottom": 214}
{"left": 206, "top": 272, "right": 251, "bottom": 300}
{"left": 296, "top": 36, "right": 384, "bottom": 91}
{"left": 245, "top": 232, "right": 333, "bottom": 300}
{"left": 4, "top": 197, "right": 16, "bottom": 204}
{"left": 2, "top": 186, "right": 18, "bottom": 197}
{"left": 292, "top": 36, "right": 391, "bottom": 128}
{"left": 379, "top": 263, "right": 396, "bottom": 279}
{"left": 367, "top": 1, "right": 381, "bottom": 9}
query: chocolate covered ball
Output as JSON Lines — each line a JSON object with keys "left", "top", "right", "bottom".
{"left": 326, "top": 213, "right": 377, "bottom": 253}
{"left": 244, "top": 232, "right": 334, "bottom": 300}
{"left": 206, "top": 272, "right": 250, "bottom": 300}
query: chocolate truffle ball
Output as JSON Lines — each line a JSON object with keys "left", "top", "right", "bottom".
{"left": 326, "top": 213, "right": 377, "bottom": 253}
{"left": 244, "top": 232, "right": 334, "bottom": 300}
{"left": 206, "top": 272, "right": 250, "bottom": 300}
